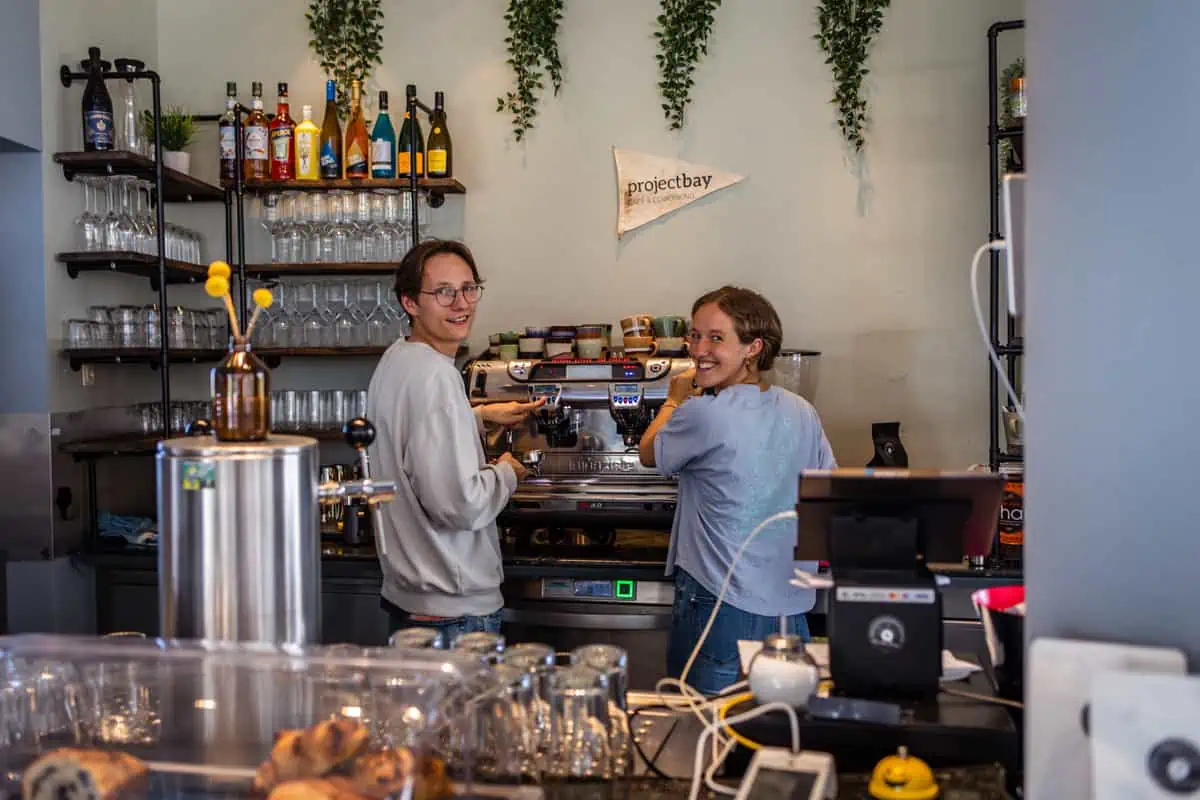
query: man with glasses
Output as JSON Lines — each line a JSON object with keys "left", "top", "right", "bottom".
{"left": 367, "top": 239, "right": 543, "bottom": 641}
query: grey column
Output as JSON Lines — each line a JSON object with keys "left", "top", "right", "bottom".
{"left": 1026, "top": 2, "right": 1200, "bottom": 664}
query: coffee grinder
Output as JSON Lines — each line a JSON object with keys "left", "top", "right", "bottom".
{"left": 795, "top": 469, "right": 1004, "bottom": 699}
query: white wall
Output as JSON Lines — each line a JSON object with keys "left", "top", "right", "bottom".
{"left": 149, "top": 0, "right": 1021, "bottom": 467}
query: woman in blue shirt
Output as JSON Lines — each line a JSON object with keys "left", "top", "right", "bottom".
{"left": 639, "top": 286, "right": 836, "bottom": 695}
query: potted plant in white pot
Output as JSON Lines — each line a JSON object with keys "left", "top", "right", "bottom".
{"left": 141, "top": 106, "right": 196, "bottom": 174}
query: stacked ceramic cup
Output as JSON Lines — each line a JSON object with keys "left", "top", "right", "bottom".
{"left": 652, "top": 316, "right": 688, "bottom": 356}
{"left": 520, "top": 327, "right": 548, "bottom": 359}
{"left": 576, "top": 325, "right": 609, "bottom": 359}
{"left": 620, "top": 315, "right": 654, "bottom": 355}
{"left": 546, "top": 326, "right": 576, "bottom": 358}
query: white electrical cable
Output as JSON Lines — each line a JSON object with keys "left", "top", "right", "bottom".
{"left": 688, "top": 701, "right": 801, "bottom": 800}
{"left": 705, "top": 737, "right": 740, "bottom": 796}
{"left": 653, "top": 510, "right": 800, "bottom": 766}
{"left": 971, "top": 241, "right": 1026, "bottom": 422}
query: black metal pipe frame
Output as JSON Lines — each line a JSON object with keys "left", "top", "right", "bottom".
{"left": 986, "top": 20, "right": 1024, "bottom": 474}
{"left": 233, "top": 104, "right": 249, "bottom": 330}
{"left": 61, "top": 67, "right": 172, "bottom": 438}
{"left": 405, "top": 84, "right": 432, "bottom": 245}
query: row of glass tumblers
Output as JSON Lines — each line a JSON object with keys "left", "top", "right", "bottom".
{"left": 271, "top": 389, "right": 367, "bottom": 433}
{"left": 65, "top": 306, "right": 227, "bottom": 350}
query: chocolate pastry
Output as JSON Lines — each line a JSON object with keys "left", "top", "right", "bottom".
{"left": 22, "top": 748, "right": 150, "bottom": 800}
{"left": 253, "top": 720, "right": 370, "bottom": 793}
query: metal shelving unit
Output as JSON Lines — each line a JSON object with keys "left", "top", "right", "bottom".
{"left": 56, "top": 69, "right": 461, "bottom": 542}
{"left": 987, "top": 19, "right": 1025, "bottom": 473}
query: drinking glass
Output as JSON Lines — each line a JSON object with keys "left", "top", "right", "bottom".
{"left": 474, "top": 664, "right": 536, "bottom": 782}
{"left": 503, "top": 643, "right": 557, "bottom": 761}
{"left": 80, "top": 660, "right": 161, "bottom": 745}
{"left": 546, "top": 665, "right": 612, "bottom": 781}
{"left": 75, "top": 178, "right": 104, "bottom": 251}
{"left": 570, "top": 645, "right": 631, "bottom": 776}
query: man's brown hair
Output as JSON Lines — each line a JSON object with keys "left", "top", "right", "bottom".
{"left": 691, "top": 285, "right": 783, "bottom": 372}
{"left": 393, "top": 238, "right": 483, "bottom": 305}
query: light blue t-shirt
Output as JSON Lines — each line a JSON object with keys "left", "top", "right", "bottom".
{"left": 654, "top": 385, "right": 837, "bottom": 617}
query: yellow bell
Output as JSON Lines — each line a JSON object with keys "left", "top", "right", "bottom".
{"left": 867, "top": 747, "right": 939, "bottom": 800}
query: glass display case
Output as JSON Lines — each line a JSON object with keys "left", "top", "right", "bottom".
{"left": 0, "top": 635, "right": 489, "bottom": 798}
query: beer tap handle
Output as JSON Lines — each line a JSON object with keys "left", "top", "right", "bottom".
{"left": 329, "top": 417, "right": 397, "bottom": 557}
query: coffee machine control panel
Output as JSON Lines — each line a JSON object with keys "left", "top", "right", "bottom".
{"left": 609, "top": 384, "right": 645, "bottom": 410}
{"left": 529, "top": 383, "right": 563, "bottom": 411}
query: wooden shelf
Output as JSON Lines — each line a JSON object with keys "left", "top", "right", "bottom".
{"left": 62, "top": 348, "right": 223, "bottom": 370}
{"left": 245, "top": 262, "right": 396, "bottom": 278}
{"left": 53, "top": 151, "right": 224, "bottom": 203}
{"left": 62, "top": 347, "right": 387, "bottom": 371}
{"left": 57, "top": 251, "right": 206, "bottom": 288}
{"left": 243, "top": 176, "right": 465, "bottom": 196}
{"left": 61, "top": 428, "right": 354, "bottom": 458}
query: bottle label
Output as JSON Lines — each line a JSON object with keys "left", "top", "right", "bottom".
{"left": 270, "top": 129, "right": 293, "bottom": 162}
{"left": 320, "top": 141, "right": 340, "bottom": 173}
{"left": 296, "top": 131, "right": 317, "bottom": 176}
{"left": 371, "top": 139, "right": 393, "bottom": 170}
{"left": 998, "top": 479, "right": 1024, "bottom": 547}
{"left": 428, "top": 148, "right": 447, "bottom": 176}
{"left": 346, "top": 140, "right": 368, "bottom": 172}
{"left": 397, "top": 151, "right": 423, "bottom": 175}
{"left": 219, "top": 127, "right": 236, "bottom": 160}
{"left": 245, "top": 125, "right": 268, "bottom": 160}
{"left": 85, "top": 111, "right": 114, "bottom": 148}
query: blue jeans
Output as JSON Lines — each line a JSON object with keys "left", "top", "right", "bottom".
{"left": 667, "top": 569, "right": 811, "bottom": 696}
{"left": 383, "top": 599, "right": 503, "bottom": 648}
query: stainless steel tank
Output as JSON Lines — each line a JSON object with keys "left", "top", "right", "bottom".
{"left": 157, "top": 419, "right": 395, "bottom": 646}
{"left": 158, "top": 435, "right": 321, "bottom": 645}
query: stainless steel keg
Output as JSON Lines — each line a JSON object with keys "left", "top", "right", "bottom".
{"left": 157, "top": 419, "right": 395, "bottom": 645}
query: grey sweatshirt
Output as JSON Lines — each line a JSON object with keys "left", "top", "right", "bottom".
{"left": 365, "top": 339, "right": 516, "bottom": 617}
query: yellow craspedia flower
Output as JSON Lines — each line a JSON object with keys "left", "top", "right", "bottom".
{"left": 205, "top": 275, "right": 230, "bottom": 298}
{"left": 207, "top": 260, "right": 232, "bottom": 280}
{"left": 252, "top": 288, "right": 274, "bottom": 308}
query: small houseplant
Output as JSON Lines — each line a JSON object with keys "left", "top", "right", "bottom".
{"left": 140, "top": 107, "right": 196, "bottom": 174}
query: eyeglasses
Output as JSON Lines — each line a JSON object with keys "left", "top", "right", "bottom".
{"left": 421, "top": 284, "right": 485, "bottom": 307}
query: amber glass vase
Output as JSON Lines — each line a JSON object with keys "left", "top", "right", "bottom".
{"left": 211, "top": 337, "right": 269, "bottom": 441}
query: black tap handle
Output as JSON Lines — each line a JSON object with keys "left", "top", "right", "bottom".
{"left": 344, "top": 417, "right": 376, "bottom": 451}
{"left": 186, "top": 418, "right": 213, "bottom": 437}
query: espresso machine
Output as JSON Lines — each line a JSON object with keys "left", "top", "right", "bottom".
{"left": 464, "top": 355, "right": 692, "bottom": 688}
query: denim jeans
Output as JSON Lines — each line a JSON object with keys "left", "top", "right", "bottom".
{"left": 667, "top": 568, "right": 811, "bottom": 696}
{"left": 382, "top": 598, "right": 503, "bottom": 648}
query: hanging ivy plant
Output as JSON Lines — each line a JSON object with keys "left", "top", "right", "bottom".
{"left": 999, "top": 58, "right": 1025, "bottom": 171}
{"left": 814, "top": 0, "right": 889, "bottom": 152}
{"left": 654, "top": 0, "right": 721, "bottom": 131}
{"left": 496, "top": 0, "right": 565, "bottom": 142}
{"left": 306, "top": 0, "right": 385, "bottom": 117}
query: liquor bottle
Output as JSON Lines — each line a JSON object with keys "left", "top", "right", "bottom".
{"left": 81, "top": 47, "right": 114, "bottom": 152}
{"left": 319, "top": 79, "right": 343, "bottom": 179}
{"left": 397, "top": 101, "right": 425, "bottom": 178}
{"left": 295, "top": 105, "right": 320, "bottom": 181}
{"left": 344, "top": 80, "right": 370, "bottom": 179}
{"left": 370, "top": 91, "right": 396, "bottom": 179}
{"left": 269, "top": 82, "right": 296, "bottom": 181}
{"left": 426, "top": 91, "right": 452, "bottom": 178}
{"left": 218, "top": 82, "right": 238, "bottom": 185}
{"left": 243, "top": 81, "right": 269, "bottom": 182}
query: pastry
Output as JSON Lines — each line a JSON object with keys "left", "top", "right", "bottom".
{"left": 348, "top": 749, "right": 415, "bottom": 798}
{"left": 266, "top": 777, "right": 368, "bottom": 800}
{"left": 22, "top": 748, "right": 150, "bottom": 800}
{"left": 253, "top": 720, "right": 370, "bottom": 793}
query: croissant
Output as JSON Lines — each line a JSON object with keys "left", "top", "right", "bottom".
{"left": 22, "top": 748, "right": 149, "bottom": 800}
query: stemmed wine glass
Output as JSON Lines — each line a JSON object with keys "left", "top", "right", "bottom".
{"left": 75, "top": 177, "right": 104, "bottom": 251}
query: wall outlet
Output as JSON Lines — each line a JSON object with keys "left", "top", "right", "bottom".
{"left": 80, "top": 364, "right": 95, "bottom": 387}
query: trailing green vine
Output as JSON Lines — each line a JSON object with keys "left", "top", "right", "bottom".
{"left": 496, "top": 0, "right": 565, "bottom": 142}
{"left": 999, "top": 58, "right": 1024, "bottom": 171}
{"left": 654, "top": 0, "right": 721, "bottom": 131}
{"left": 306, "top": 0, "right": 385, "bottom": 117}
{"left": 814, "top": 0, "right": 889, "bottom": 152}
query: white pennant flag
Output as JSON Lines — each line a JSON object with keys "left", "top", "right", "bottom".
{"left": 614, "top": 147, "right": 745, "bottom": 238}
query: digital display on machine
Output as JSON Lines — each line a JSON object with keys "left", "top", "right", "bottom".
{"left": 743, "top": 769, "right": 819, "bottom": 800}
{"left": 572, "top": 580, "right": 614, "bottom": 598}
{"left": 529, "top": 361, "right": 645, "bottom": 382}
